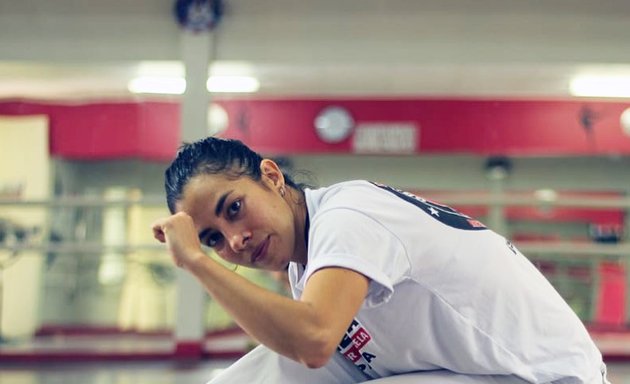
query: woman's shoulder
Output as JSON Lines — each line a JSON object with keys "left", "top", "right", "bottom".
{"left": 304, "top": 180, "right": 409, "bottom": 228}
{"left": 309, "top": 179, "right": 382, "bottom": 195}
{"left": 305, "top": 180, "right": 380, "bottom": 210}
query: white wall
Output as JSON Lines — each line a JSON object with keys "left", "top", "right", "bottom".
{"left": 54, "top": 154, "right": 630, "bottom": 195}
{"left": 0, "top": 115, "right": 49, "bottom": 338}
{"left": 291, "top": 154, "right": 630, "bottom": 192}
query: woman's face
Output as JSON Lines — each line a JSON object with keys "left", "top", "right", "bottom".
{"left": 175, "top": 163, "right": 304, "bottom": 271}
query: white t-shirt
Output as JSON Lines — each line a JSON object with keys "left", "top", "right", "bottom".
{"left": 288, "top": 180, "right": 605, "bottom": 383}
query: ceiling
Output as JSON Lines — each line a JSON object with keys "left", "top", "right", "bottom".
{"left": 1, "top": 0, "right": 630, "bottom": 100}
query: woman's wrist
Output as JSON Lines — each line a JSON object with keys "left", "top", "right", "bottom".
{"left": 184, "top": 250, "right": 212, "bottom": 273}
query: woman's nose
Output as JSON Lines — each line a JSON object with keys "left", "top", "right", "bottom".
{"left": 228, "top": 230, "right": 251, "bottom": 252}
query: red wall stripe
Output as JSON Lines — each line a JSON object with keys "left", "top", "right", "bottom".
{"left": 1, "top": 97, "right": 629, "bottom": 159}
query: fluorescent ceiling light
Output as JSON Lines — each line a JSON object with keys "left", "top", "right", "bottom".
{"left": 207, "top": 75, "right": 259, "bottom": 93}
{"left": 570, "top": 75, "right": 630, "bottom": 98}
{"left": 534, "top": 188, "right": 558, "bottom": 202}
{"left": 128, "top": 77, "right": 186, "bottom": 94}
{"left": 128, "top": 75, "right": 259, "bottom": 94}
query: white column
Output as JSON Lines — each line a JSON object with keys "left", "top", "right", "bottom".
{"left": 487, "top": 179, "right": 507, "bottom": 236}
{"left": 180, "top": 31, "right": 211, "bottom": 143}
{"left": 175, "top": 29, "right": 211, "bottom": 358}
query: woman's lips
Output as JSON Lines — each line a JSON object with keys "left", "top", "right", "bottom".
{"left": 251, "top": 236, "right": 270, "bottom": 264}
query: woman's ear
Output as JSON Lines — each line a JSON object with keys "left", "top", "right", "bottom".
{"left": 260, "top": 159, "right": 285, "bottom": 187}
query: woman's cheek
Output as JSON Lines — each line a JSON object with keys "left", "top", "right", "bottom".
{"left": 219, "top": 249, "right": 241, "bottom": 265}
{"left": 214, "top": 247, "right": 229, "bottom": 261}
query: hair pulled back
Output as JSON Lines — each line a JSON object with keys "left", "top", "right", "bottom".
{"left": 164, "top": 137, "right": 299, "bottom": 213}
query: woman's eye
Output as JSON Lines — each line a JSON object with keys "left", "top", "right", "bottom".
{"left": 206, "top": 233, "right": 223, "bottom": 247}
{"left": 227, "top": 200, "right": 241, "bottom": 217}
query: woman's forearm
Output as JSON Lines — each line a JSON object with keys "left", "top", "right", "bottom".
{"left": 187, "top": 254, "right": 340, "bottom": 367}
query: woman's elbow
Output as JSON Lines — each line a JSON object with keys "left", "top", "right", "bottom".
{"left": 302, "top": 353, "right": 333, "bottom": 369}
{"left": 297, "top": 337, "right": 337, "bottom": 369}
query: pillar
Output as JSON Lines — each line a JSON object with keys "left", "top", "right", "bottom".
{"left": 174, "top": 29, "right": 212, "bottom": 359}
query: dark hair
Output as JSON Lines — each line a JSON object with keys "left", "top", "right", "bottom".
{"left": 164, "top": 137, "right": 302, "bottom": 213}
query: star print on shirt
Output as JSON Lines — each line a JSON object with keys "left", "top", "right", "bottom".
{"left": 369, "top": 181, "right": 488, "bottom": 231}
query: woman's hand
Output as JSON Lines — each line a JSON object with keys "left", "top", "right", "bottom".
{"left": 152, "top": 212, "right": 206, "bottom": 269}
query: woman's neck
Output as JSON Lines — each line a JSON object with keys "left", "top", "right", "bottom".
{"left": 287, "top": 187, "right": 309, "bottom": 265}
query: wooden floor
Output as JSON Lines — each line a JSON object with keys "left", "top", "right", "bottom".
{"left": 0, "top": 359, "right": 628, "bottom": 384}
{"left": 0, "top": 331, "right": 628, "bottom": 383}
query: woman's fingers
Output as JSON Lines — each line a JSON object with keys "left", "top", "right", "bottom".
{"left": 151, "top": 213, "right": 203, "bottom": 269}
{"left": 152, "top": 213, "right": 185, "bottom": 239}
{"left": 152, "top": 222, "right": 167, "bottom": 243}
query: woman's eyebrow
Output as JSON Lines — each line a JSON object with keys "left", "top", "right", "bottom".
{"left": 214, "top": 190, "right": 233, "bottom": 216}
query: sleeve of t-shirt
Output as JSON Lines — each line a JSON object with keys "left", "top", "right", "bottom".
{"left": 304, "top": 207, "right": 411, "bottom": 308}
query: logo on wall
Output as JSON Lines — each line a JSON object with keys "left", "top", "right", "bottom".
{"left": 174, "top": 0, "right": 224, "bottom": 32}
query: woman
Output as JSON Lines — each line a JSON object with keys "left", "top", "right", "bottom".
{"left": 152, "top": 137, "right": 608, "bottom": 384}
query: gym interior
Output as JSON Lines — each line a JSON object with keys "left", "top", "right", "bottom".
{"left": 1, "top": 1, "right": 630, "bottom": 382}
